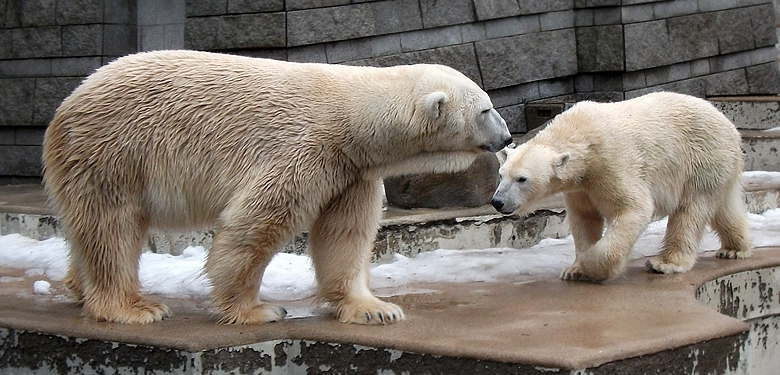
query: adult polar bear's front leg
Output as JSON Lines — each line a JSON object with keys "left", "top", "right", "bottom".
{"left": 310, "top": 178, "right": 405, "bottom": 324}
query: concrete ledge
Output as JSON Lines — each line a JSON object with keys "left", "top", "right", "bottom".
{"left": 1, "top": 249, "right": 780, "bottom": 373}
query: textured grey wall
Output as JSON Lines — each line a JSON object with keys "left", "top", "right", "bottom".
{"left": 0, "top": 0, "right": 779, "bottom": 182}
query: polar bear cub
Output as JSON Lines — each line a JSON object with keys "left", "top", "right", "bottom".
{"left": 43, "top": 50, "right": 512, "bottom": 324}
{"left": 492, "top": 92, "right": 751, "bottom": 281}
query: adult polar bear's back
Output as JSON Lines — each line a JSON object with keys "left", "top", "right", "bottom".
{"left": 44, "top": 50, "right": 511, "bottom": 324}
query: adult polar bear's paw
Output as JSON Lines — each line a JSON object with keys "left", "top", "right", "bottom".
{"left": 336, "top": 297, "right": 405, "bottom": 325}
{"left": 86, "top": 296, "right": 171, "bottom": 324}
{"left": 218, "top": 303, "right": 288, "bottom": 325}
{"left": 716, "top": 248, "right": 751, "bottom": 259}
{"left": 646, "top": 257, "right": 692, "bottom": 274}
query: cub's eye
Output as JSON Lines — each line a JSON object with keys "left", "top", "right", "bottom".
{"left": 517, "top": 177, "right": 527, "bottom": 183}
{"left": 481, "top": 109, "right": 491, "bottom": 114}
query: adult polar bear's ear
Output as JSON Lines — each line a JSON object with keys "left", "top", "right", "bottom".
{"left": 553, "top": 152, "right": 570, "bottom": 177}
{"left": 424, "top": 92, "right": 448, "bottom": 119}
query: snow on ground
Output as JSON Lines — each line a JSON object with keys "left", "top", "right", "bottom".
{"left": 0, "top": 172, "right": 779, "bottom": 302}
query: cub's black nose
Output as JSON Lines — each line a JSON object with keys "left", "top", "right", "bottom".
{"left": 491, "top": 198, "right": 504, "bottom": 212}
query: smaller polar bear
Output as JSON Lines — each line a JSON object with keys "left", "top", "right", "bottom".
{"left": 491, "top": 92, "right": 751, "bottom": 281}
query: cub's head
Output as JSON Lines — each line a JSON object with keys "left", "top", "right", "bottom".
{"left": 412, "top": 65, "right": 512, "bottom": 154}
{"left": 491, "top": 143, "right": 571, "bottom": 215}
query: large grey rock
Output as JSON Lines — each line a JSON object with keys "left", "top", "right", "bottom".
{"left": 384, "top": 152, "right": 500, "bottom": 209}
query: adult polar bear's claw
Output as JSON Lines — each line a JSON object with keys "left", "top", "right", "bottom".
{"left": 43, "top": 50, "right": 510, "bottom": 325}
{"left": 336, "top": 297, "right": 406, "bottom": 325}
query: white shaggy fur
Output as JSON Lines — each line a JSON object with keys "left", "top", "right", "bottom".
{"left": 492, "top": 92, "right": 751, "bottom": 281}
{"left": 43, "top": 50, "right": 511, "bottom": 324}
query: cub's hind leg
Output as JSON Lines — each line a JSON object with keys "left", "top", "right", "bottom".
{"left": 712, "top": 181, "right": 752, "bottom": 259}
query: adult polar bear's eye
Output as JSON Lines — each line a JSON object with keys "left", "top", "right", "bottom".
{"left": 517, "top": 176, "right": 528, "bottom": 183}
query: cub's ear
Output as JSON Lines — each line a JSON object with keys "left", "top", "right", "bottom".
{"left": 424, "top": 92, "right": 448, "bottom": 119}
{"left": 496, "top": 144, "right": 515, "bottom": 165}
{"left": 553, "top": 152, "right": 570, "bottom": 176}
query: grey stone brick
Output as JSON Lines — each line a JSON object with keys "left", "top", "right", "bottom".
{"left": 626, "top": 76, "right": 706, "bottom": 99}
{"left": 750, "top": 46, "right": 778, "bottom": 65}
{"left": 518, "top": 0, "right": 572, "bottom": 15}
{"left": 576, "top": 25, "right": 624, "bottom": 72}
{"left": 476, "top": 29, "right": 577, "bottom": 90}
{"left": 747, "top": 62, "right": 780, "bottom": 94}
{"left": 0, "top": 78, "right": 35, "bottom": 125}
{"left": 163, "top": 24, "right": 185, "bottom": 49}
{"left": 624, "top": 20, "right": 671, "bottom": 71}
{"left": 592, "top": 74, "right": 621, "bottom": 91}
{"left": 227, "top": 0, "right": 284, "bottom": 13}
{"left": 460, "top": 23, "right": 486, "bottom": 43}
{"left": 139, "top": 25, "right": 165, "bottom": 51}
{"left": 51, "top": 57, "right": 101, "bottom": 76}
{"left": 104, "top": 0, "right": 137, "bottom": 24}
{"left": 496, "top": 104, "right": 526, "bottom": 134}
{"left": 574, "top": 8, "right": 593, "bottom": 26}
{"left": 540, "top": 10, "right": 574, "bottom": 31}
{"left": 484, "top": 15, "right": 540, "bottom": 39}
{"left": 710, "top": 50, "right": 752, "bottom": 71}
{"left": 287, "top": 44, "right": 328, "bottom": 63}
{"left": 288, "top": 4, "right": 374, "bottom": 46}
{"left": 0, "top": 129, "right": 13, "bottom": 145}
{"left": 690, "top": 58, "right": 710, "bottom": 76}
{"left": 9, "top": 26, "right": 61, "bottom": 59}
{"left": 622, "top": 71, "right": 647, "bottom": 90}
{"left": 621, "top": 4, "right": 653, "bottom": 23}
{"left": 575, "top": 0, "right": 620, "bottom": 6}
{"left": 736, "top": 0, "right": 771, "bottom": 5}
{"left": 420, "top": 0, "right": 475, "bottom": 28}
{"left": 347, "top": 44, "right": 483, "bottom": 88}
{"left": 14, "top": 127, "right": 45, "bottom": 145}
{"left": 575, "top": 74, "right": 594, "bottom": 91}
{"left": 218, "top": 13, "right": 285, "bottom": 49}
{"left": 327, "top": 35, "right": 402, "bottom": 63}
{"left": 538, "top": 77, "right": 574, "bottom": 98}
{"left": 400, "top": 26, "right": 461, "bottom": 52}
{"left": 0, "top": 59, "right": 51, "bottom": 78}
{"left": 474, "top": 0, "right": 521, "bottom": 21}
{"left": 62, "top": 24, "right": 102, "bottom": 56}
{"left": 749, "top": 4, "right": 776, "bottom": 48}
{"left": 652, "top": 0, "right": 698, "bottom": 19}
{"left": 103, "top": 24, "right": 137, "bottom": 56}
{"left": 698, "top": 0, "right": 737, "bottom": 12}
{"left": 716, "top": 8, "right": 755, "bottom": 54}
{"left": 185, "top": 0, "right": 226, "bottom": 16}
{"left": 488, "top": 82, "right": 540, "bottom": 107}
{"left": 6, "top": 0, "right": 56, "bottom": 27}
{"left": 668, "top": 13, "right": 718, "bottom": 62}
{"left": 286, "top": 0, "right": 349, "bottom": 11}
{"left": 138, "top": 0, "right": 185, "bottom": 26}
{"left": 32, "top": 77, "right": 82, "bottom": 125}
{"left": 705, "top": 69, "right": 749, "bottom": 96}
{"left": 56, "top": 0, "right": 103, "bottom": 25}
{"left": 593, "top": 7, "right": 620, "bottom": 25}
{"left": 0, "top": 145, "right": 42, "bottom": 177}
{"left": 184, "top": 17, "right": 219, "bottom": 50}
{"left": 370, "top": 0, "right": 423, "bottom": 36}
{"left": 0, "top": 30, "right": 9, "bottom": 60}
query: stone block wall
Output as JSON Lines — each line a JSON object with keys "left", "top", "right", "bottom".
{"left": 0, "top": 0, "right": 779, "bottom": 183}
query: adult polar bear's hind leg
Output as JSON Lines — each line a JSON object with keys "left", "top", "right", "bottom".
{"left": 712, "top": 178, "right": 752, "bottom": 260}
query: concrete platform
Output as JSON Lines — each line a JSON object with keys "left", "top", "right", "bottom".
{"left": 0, "top": 184, "right": 779, "bottom": 374}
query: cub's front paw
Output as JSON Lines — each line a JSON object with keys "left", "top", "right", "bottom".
{"left": 560, "top": 264, "right": 590, "bottom": 281}
{"left": 716, "top": 248, "right": 751, "bottom": 259}
{"left": 336, "top": 297, "right": 405, "bottom": 325}
{"left": 646, "top": 257, "right": 690, "bottom": 274}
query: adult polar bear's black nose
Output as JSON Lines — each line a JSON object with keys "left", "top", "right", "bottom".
{"left": 483, "top": 136, "right": 513, "bottom": 153}
{"left": 491, "top": 197, "right": 505, "bottom": 212}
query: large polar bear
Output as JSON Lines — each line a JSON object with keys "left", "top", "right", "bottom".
{"left": 491, "top": 92, "right": 751, "bottom": 282}
{"left": 43, "top": 50, "right": 512, "bottom": 324}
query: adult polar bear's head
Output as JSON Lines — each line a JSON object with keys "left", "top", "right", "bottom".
{"left": 411, "top": 65, "right": 511, "bottom": 155}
